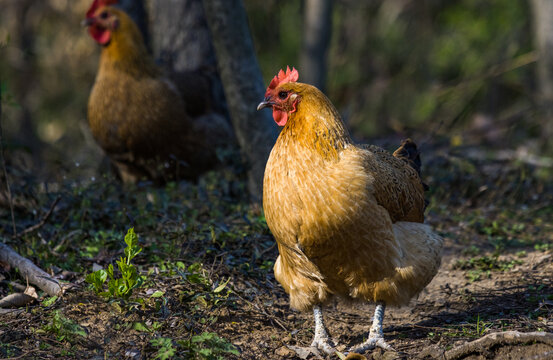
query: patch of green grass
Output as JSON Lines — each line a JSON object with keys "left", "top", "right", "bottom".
{"left": 479, "top": 221, "right": 525, "bottom": 237}
{"left": 149, "top": 333, "right": 239, "bottom": 360}
{"left": 436, "top": 315, "right": 493, "bottom": 339}
{"left": 516, "top": 250, "right": 527, "bottom": 258}
{"left": 454, "top": 254, "right": 523, "bottom": 281}
{"left": 179, "top": 332, "right": 240, "bottom": 359}
{"left": 462, "top": 245, "right": 481, "bottom": 257}
{"left": 534, "top": 243, "right": 552, "bottom": 252}
{"left": 465, "top": 269, "right": 490, "bottom": 282}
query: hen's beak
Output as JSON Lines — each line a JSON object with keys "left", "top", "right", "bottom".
{"left": 257, "top": 98, "right": 274, "bottom": 111}
{"left": 81, "top": 17, "right": 95, "bottom": 27}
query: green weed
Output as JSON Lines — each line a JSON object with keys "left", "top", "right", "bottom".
{"left": 41, "top": 310, "right": 87, "bottom": 342}
{"left": 465, "top": 269, "right": 490, "bottom": 282}
{"left": 474, "top": 314, "right": 492, "bottom": 337}
{"left": 151, "top": 337, "right": 177, "bottom": 360}
{"left": 176, "top": 262, "right": 233, "bottom": 308}
{"left": 461, "top": 245, "right": 481, "bottom": 257}
{"left": 85, "top": 227, "right": 144, "bottom": 299}
{"left": 41, "top": 296, "right": 58, "bottom": 307}
{"left": 150, "top": 333, "right": 239, "bottom": 360}
{"left": 454, "top": 254, "right": 522, "bottom": 281}
{"left": 179, "top": 332, "right": 239, "bottom": 359}
{"left": 535, "top": 243, "right": 552, "bottom": 252}
{"left": 436, "top": 315, "right": 493, "bottom": 339}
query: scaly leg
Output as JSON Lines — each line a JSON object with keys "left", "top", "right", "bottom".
{"left": 349, "top": 301, "right": 393, "bottom": 353}
{"left": 310, "top": 305, "right": 335, "bottom": 354}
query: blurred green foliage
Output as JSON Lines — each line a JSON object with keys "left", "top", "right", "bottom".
{"left": 0, "top": 0, "right": 539, "bottom": 174}
{"left": 247, "top": 0, "right": 533, "bottom": 140}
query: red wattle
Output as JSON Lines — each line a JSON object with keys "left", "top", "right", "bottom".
{"left": 89, "top": 25, "right": 111, "bottom": 45}
{"left": 273, "top": 109, "right": 288, "bottom": 126}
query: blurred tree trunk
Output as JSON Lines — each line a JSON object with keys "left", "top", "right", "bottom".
{"left": 145, "top": 0, "right": 227, "bottom": 115}
{"left": 146, "top": 0, "right": 216, "bottom": 73}
{"left": 299, "top": 0, "right": 333, "bottom": 91}
{"left": 9, "top": 0, "right": 44, "bottom": 160}
{"left": 531, "top": 0, "right": 553, "bottom": 151}
{"left": 202, "top": 0, "right": 280, "bottom": 201}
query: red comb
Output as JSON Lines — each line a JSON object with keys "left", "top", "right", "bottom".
{"left": 268, "top": 66, "right": 299, "bottom": 91}
{"left": 86, "top": 0, "right": 118, "bottom": 18}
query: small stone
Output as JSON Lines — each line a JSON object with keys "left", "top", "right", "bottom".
{"left": 418, "top": 344, "right": 445, "bottom": 359}
{"left": 124, "top": 349, "right": 141, "bottom": 359}
{"left": 275, "top": 346, "right": 294, "bottom": 357}
{"left": 381, "top": 351, "right": 402, "bottom": 360}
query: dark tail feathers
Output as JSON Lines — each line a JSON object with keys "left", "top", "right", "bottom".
{"left": 393, "top": 138, "right": 421, "bottom": 176}
{"left": 393, "top": 138, "right": 429, "bottom": 192}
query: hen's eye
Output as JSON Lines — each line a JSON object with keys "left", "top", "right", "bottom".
{"left": 100, "top": 11, "right": 109, "bottom": 19}
{"left": 278, "top": 91, "right": 288, "bottom": 100}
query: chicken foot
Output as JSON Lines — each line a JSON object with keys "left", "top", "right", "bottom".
{"left": 349, "top": 301, "right": 394, "bottom": 353}
{"left": 310, "top": 305, "right": 336, "bottom": 354}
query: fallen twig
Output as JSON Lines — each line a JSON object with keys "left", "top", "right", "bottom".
{"left": 1, "top": 280, "right": 27, "bottom": 292}
{"left": 0, "top": 242, "right": 62, "bottom": 296}
{"left": 13, "top": 196, "right": 61, "bottom": 239}
{"left": 0, "top": 308, "right": 24, "bottom": 315}
{"left": 0, "top": 292, "right": 35, "bottom": 308}
{"left": 444, "top": 331, "right": 553, "bottom": 360}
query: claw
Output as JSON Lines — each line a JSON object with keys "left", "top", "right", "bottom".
{"left": 348, "top": 301, "right": 395, "bottom": 354}
{"left": 309, "top": 305, "right": 337, "bottom": 355}
{"left": 348, "top": 334, "right": 394, "bottom": 353}
{"left": 311, "top": 335, "right": 336, "bottom": 355}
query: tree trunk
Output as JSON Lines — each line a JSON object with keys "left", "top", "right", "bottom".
{"left": 146, "top": 0, "right": 216, "bottom": 73}
{"left": 531, "top": 0, "right": 553, "bottom": 150}
{"left": 202, "top": 0, "right": 280, "bottom": 201}
{"left": 146, "top": 0, "right": 227, "bottom": 115}
{"left": 9, "top": 0, "right": 45, "bottom": 160}
{"left": 299, "top": 0, "right": 333, "bottom": 92}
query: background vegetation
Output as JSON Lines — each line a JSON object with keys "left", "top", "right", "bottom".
{"left": 0, "top": 0, "right": 545, "bottom": 177}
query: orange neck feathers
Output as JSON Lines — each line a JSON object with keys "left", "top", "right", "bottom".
{"left": 98, "top": 8, "right": 158, "bottom": 78}
{"left": 279, "top": 83, "right": 352, "bottom": 161}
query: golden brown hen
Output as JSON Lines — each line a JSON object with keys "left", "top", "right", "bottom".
{"left": 258, "top": 67, "right": 443, "bottom": 354}
{"left": 84, "top": 0, "right": 232, "bottom": 184}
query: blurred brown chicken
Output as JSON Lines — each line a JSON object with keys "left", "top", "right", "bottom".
{"left": 258, "top": 67, "right": 443, "bottom": 354}
{"left": 84, "top": 0, "right": 233, "bottom": 184}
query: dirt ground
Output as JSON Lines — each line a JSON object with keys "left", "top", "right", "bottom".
{"left": 212, "top": 214, "right": 553, "bottom": 360}
{"left": 1, "top": 142, "right": 553, "bottom": 359}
